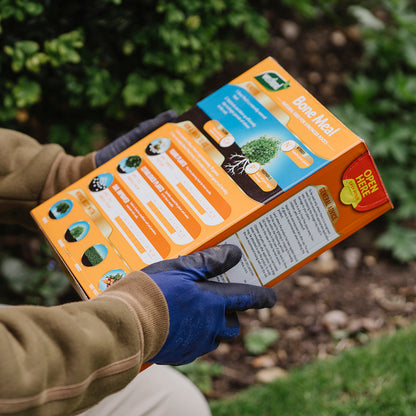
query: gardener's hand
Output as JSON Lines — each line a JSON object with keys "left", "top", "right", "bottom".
{"left": 95, "top": 110, "right": 177, "bottom": 166}
{"left": 144, "top": 244, "right": 277, "bottom": 366}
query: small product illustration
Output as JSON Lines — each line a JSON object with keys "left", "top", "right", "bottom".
{"left": 145, "top": 137, "right": 171, "bottom": 156}
{"left": 48, "top": 199, "right": 73, "bottom": 219}
{"left": 64, "top": 221, "right": 90, "bottom": 242}
{"left": 224, "top": 135, "right": 282, "bottom": 175}
{"left": 89, "top": 173, "right": 114, "bottom": 192}
{"left": 81, "top": 244, "right": 108, "bottom": 267}
{"left": 117, "top": 155, "right": 142, "bottom": 174}
{"left": 254, "top": 70, "right": 291, "bottom": 92}
{"left": 281, "top": 140, "right": 313, "bottom": 168}
{"left": 99, "top": 269, "right": 126, "bottom": 291}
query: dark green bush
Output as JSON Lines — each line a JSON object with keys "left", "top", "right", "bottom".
{"left": 0, "top": 0, "right": 269, "bottom": 154}
{"left": 333, "top": 0, "right": 416, "bottom": 261}
{"left": 1, "top": 0, "right": 315, "bottom": 306}
{"left": 0, "top": 236, "right": 71, "bottom": 306}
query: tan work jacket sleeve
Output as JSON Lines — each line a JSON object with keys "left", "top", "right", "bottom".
{"left": 0, "top": 129, "right": 170, "bottom": 414}
{"left": 0, "top": 128, "right": 95, "bottom": 228}
{"left": 0, "top": 272, "right": 169, "bottom": 415}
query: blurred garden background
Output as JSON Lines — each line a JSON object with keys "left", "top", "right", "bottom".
{"left": 2, "top": 0, "right": 416, "bottom": 414}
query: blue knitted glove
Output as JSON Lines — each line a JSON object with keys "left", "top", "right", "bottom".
{"left": 95, "top": 110, "right": 177, "bottom": 166}
{"left": 144, "top": 244, "right": 277, "bottom": 365}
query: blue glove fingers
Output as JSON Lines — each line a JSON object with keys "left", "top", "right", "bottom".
{"left": 216, "top": 311, "right": 240, "bottom": 342}
{"left": 142, "top": 244, "right": 242, "bottom": 281}
{"left": 225, "top": 284, "right": 277, "bottom": 311}
{"left": 144, "top": 245, "right": 276, "bottom": 365}
{"left": 95, "top": 110, "right": 177, "bottom": 166}
{"left": 197, "top": 281, "right": 277, "bottom": 311}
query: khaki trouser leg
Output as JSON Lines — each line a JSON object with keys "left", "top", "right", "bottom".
{"left": 80, "top": 364, "right": 212, "bottom": 416}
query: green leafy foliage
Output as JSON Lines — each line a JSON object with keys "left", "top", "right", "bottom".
{"left": 44, "top": 30, "right": 84, "bottom": 67}
{"left": 376, "top": 223, "right": 416, "bottom": 263}
{"left": 4, "top": 40, "right": 47, "bottom": 72}
{"left": 0, "top": 253, "right": 70, "bottom": 306}
{"left": 0, "top": 0, "right": 43, "bottom": 27}
{"left": 244, "top": 327, "right": 280, "bottom": 355}
{"left": 11, "top": 76, "right": 41, "bottom": 108}
{"left": 280, "top": 0, "right": 332, "bottom": 18}
{"left": 177, "top": 359, "right": 223, "bottom": 394}
{"left": 258, "top": 0, "right": 341, "bottom": 20}
{"left": 0, "top": 0, "right": 269, "bottom": 154}
{"left": 332, "top": 0, "right": 416, "bottom": 261}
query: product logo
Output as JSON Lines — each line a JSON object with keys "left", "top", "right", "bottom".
{"left": 255, "top": 71, "right": 290, "bottom": 92}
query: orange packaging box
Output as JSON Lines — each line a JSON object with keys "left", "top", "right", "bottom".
{"left": 31, "top": 57, "right": 393, "bottom": 299}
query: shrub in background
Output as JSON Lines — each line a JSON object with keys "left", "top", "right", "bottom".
{"left": 0, "top": 0, "right": 271, "bottom": 305}
{"left": 333, "top": 0, "right": 416, "bottom": 261}
{"left": 0, "top": 238, "right": 71, "bottom": 306}
{"left": 0, "top": 0, "right": 269, "bottom": 154}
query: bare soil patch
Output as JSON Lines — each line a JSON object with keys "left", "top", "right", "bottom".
{"left": 203, "top": 223, "right": 414, "bottom": 399}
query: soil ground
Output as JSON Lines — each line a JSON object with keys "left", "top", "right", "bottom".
{"left": 203, "top": 222, "right": 414, "bottom": 399}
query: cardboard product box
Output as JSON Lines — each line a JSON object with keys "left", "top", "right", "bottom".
{"left": 31, "top": 57, "right": 393, "bottom": 300}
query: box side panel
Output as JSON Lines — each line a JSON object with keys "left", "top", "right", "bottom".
{"left": 207, "top": 142, "right": 392, "bottom": 287}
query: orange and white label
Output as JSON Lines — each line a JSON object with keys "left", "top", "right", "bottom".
{"left": 176, "top": 121, "right": 225, "bottom": 166}
{"left": 203, "top": 120, "right": 235, "bottom": 147}
{"left": 218, "top": 186, "right": 339, "bottom": 286}
{"left": 245, "top": 162, "right": 278, "bottom": 192}
{"left": 281, "top": 140, "right": 313, "bottom": 168}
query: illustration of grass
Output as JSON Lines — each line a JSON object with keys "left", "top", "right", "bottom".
{"left": 82, "top": 246, "right": 104, "bottom": 266}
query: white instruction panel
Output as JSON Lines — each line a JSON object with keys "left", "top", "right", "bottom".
{"left": 219, "top": 186, "right": 339, "bottom": 286}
